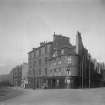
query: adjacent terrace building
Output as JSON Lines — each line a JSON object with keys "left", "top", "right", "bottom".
{"left": 28, "top": 32, "right": 86, "bottom": 89}
{"left": 9, "top": 65, "right": 22, "bottom": 87}
{"left": 9, "top": 63, "right": 28, "bottom": 87}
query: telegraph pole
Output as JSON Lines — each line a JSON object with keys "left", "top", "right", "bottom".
{"left": 89, "top": 55, "right": 91, "bottom": 88}
{"left": 89, "top": 57, "right": 91, "bottom": 88}
{"left": 36, "top": 70, "right": 37, "bottom": 89}
{"left": 33, "top": 68, "right": 35, "bottom": 89}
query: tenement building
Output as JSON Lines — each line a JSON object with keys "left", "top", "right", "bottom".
{"left": 9, "top": 65, "right": 22, "bottom": 87}
{"left": 9, "top": 63, "right": 28, "bottom": 87}
{"left": 28, "top": 32, "right": 87, "bottom": 89}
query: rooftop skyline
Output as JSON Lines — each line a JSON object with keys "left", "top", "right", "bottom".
{"left": 0, "top": 0, "right": 105, "bottom": 74}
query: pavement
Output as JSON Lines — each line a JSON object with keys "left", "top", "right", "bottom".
{"left": 0, "top": 88, "right": 105, "bottom": 105}
{"left": 0, "top": 87, "right": 24, "bottom": 102}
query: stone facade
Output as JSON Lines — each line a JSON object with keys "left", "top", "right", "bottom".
{"left": 9, "top": 65, "right": 22, "bottom": 87}
{"left": 28, "top": 42, "right": 53, "bottom": 89}
{"left": 9, "top": 63, "right": 28, "bottom": 87}
{"left": 9, "top": 32, "right": 105, "bottom": 89}
{"left": 28, "top": 32, "right": 84, "bottom": 89}
{"left": 47, "top": 55, "right": 79, "bottom": 88}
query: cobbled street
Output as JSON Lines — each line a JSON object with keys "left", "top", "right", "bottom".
{"left": 1, "top": 88, "right": 105, "bottom": 105}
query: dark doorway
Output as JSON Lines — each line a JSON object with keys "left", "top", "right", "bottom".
{"left": 52, "top": 79, "right": 56, "bottom": 88}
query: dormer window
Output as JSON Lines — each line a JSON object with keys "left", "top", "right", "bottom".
{"left": 53, "top": 51, "right": 57, "bottom": 57}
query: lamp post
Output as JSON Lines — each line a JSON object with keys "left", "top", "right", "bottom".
{"left": 66, "top": 64, "right": 71, "bottom": 88}
{"left": 89, "top": 57, "right": 91, "bottom": 88}
{"left": 88, "top": 55, "right": 91, "bottom": 88}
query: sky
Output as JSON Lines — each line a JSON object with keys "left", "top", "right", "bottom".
{"left": 0, "top": 0, "right": 105, "bottom": 74}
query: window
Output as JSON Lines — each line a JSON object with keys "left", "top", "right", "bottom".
{"left": 53, "top": 62, "right": 56, "bottom": 66}
{"left": 98, "top": 67, "right": 101, "bottom": 74}
{"left": 45, "top": 68, "right": 47, "bottom": 75}
{"left": 61, "top": 49, "right": 64, "bottom": 54}
{"left": 56, "top": 68, "right": 59, "bottom": 72}
{"left": 39, "top": 59, "right": 41, "bottom": 66}
{"left": 45, "top": 45, "right": 47, "bottom": 54}
{"left": 58, "top": 60, "right": 61, "bottom": 64}
{"left": 39, "top": 69, "right": 41, "bottom": 75}
{"left": 45, "top": 57, "right": 47, "bottom": 64}
{"left": 59, "top": 68, "right": 61, "bottom": 72}
{"left": 39, "top": 49, "right": 41, "bottom": 56}
{"left": 33, "top": 60, "right": 36, "bottom": 66}
{"left": 54, "top": 69, "right": 56, "bottom": 72}
{"left": 53, "top": 51, "right": 57, "bottom": 57}
{"left": 67, "top": 56, "right": 72, "bottom": 64}
{"left": 50, "top": 69, "right": 52, "bottom": 73}
{"left": 36, "top": 50, "right": 39, "bottom": 57}
{"left": 41, "top": 47, "right": 45, "bottom": 56}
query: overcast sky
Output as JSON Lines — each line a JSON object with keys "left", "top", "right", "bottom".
{"left": 0, "top": 0, "right": 105, "bottom": 74}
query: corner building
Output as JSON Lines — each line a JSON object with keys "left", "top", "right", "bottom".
{"left": 28, "top": 32, "right": 84, "bottom": 89}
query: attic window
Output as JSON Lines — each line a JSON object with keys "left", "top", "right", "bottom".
{"left": 53, "top": 51, "right": 57, "bottom": 57}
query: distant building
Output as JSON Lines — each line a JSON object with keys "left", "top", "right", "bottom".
{"left": 21, "top": 63, "right": 28, "bottom": 88}
{"left": 9, "top": 70, "right": 14, "bottom": 86}
{"left": 9, "top": 63, "right": 28, "bottom": 87}
{"left": 9, "top": 65, "right": 22, "bottom": 87}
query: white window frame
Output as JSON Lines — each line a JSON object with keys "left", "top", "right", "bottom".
{"left": 67, "top": 56, "right": 72, "bottom": 64}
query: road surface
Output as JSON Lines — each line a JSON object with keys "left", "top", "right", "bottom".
{"left": 0, "top": 88, "right": 105, "bottom": 105}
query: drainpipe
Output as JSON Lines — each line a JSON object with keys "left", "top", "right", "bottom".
{"left": 82, "top": 55, "right": 84, "bottom": 88}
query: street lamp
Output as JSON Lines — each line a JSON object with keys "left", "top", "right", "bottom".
{"left": 66, "top": 64, "right": 71, "bottom": 88}
{"left": 87, "top": 54, "right": 91, "bottom": 88}
{"left": 89, "top": 56, "right": 91, "bottom": 88}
